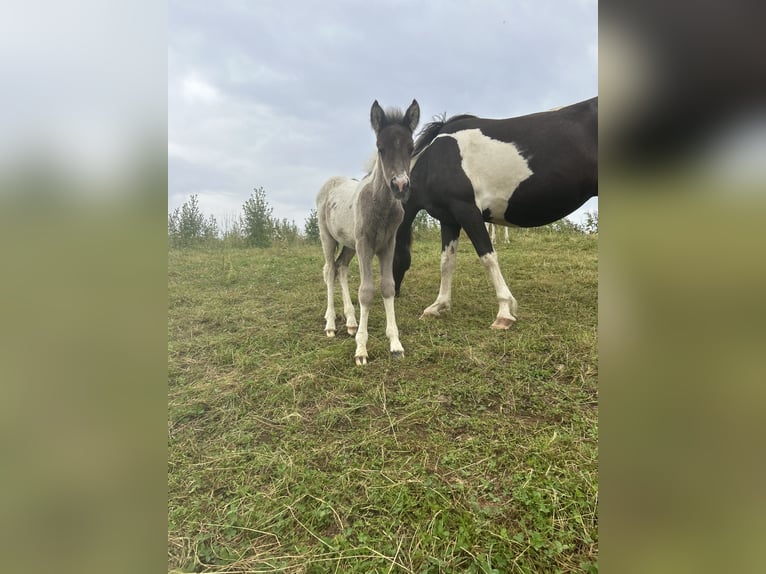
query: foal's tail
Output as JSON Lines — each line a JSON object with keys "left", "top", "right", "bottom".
{"left": 413, "top": 112, "right": 478, "bottom": 155}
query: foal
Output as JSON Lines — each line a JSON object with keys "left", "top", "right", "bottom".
{"left": 317, "top": 99, "right": 420, "bottom": 365}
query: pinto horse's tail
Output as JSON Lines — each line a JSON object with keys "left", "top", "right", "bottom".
{"left": 413, "top": 113, "right": 477, "bottom": 156}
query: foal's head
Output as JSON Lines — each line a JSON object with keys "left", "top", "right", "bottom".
{"left": 370, "top": 99, "right": 420, "bottom": 202}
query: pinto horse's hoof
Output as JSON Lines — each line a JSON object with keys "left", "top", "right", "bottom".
{"left": 391, "top": 350, "right": 404, "bottom": 360}
{"left": 490, "top": 317, "right": 516, "bottom": 330}
{"left": 355, "top": 355, "right": 368, "bottom": 366}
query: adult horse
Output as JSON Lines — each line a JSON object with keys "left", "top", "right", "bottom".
{"left": 317, "top": 99, "right": 420, "bottom": 365}
{"left": 393, "top": 97, "right": 597, "bottom": 328}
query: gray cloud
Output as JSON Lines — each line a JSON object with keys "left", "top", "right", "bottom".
{"left": 169, "top": 0, "right": 598, "bottom": 227}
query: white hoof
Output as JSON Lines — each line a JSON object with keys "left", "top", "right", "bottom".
{"left": 490, "top": 316, "right": 516, "bottom": 330}
{"left": 421, "top": 302, "right": 449, "bottom": 319}
{"left": 325, "top": 330, "right": 336, "bottom": 338}
{"left": 355, "top": 355, "right": 368, "bottom": 366}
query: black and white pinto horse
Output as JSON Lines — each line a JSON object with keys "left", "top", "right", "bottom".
{"left": 393, "top": 97, "right": 597, "bottom": 328}
{"left": 317, "top": 99, "right": 420, "bottom": 365}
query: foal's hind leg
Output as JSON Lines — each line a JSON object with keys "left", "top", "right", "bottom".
{"left": 336, "top": 246, "right": 358, "bottom": 335}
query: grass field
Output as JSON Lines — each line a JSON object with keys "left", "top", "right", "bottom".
{"left": 168, "top": 228, "right": 598, "bottom": 573}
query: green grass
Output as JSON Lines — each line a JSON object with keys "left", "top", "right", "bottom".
{"left": 168, "top": 229, "right": 597, "bottom": 573}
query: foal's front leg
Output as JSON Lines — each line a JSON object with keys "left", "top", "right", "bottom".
{"left": 354, "top": 244, "right": 374, "bottom": 366}
{"left": 378, "top": 246, "right": 404, "bottom": 359}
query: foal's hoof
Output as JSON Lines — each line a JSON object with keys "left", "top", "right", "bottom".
{"left": 325, "top": 330, "right": 336, "bottom": 338}
{"left": 490, "top": 316, "right": 516, "bottom": 330}
{"left": 347, "top": 326, "right": 357, "bottom": 336}
{"left": 391, "top": 350, "right": 404, "bottom": 360}
{"left": 420, "top": 303, "right": 448, "bottom": 319}
{"left": 355, "top": 355, "right": 368, "bottom": 366}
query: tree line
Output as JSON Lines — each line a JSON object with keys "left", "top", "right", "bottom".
{"left": 168, "top": 187, "right": 320, "bottom": 248}
{"left": 168, "top": 186, "right": 597, "bottom": 249}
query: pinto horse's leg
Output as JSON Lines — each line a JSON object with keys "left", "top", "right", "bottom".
{"left": 421, "top": 223, "right": 461, "bottom": 319}
{"left": 378, "top": 244, "right": 404, "bottom": 359}
{"left": 456, "top": 205, "right": 518, "bottom": 329}
{"left": 458, "top": 210, "right": 517, "bottom": 329}
{"left": 487, "top": 223, "right": 496, "bottom": 244}
{"left": 393, "top": 204, "right": 419, "bottom": 296}
{"left": 354, "top": 243, "right": 374, "bottom": 366}
{"left": 481, "top": 251, "right": 518, "bottom": 329}
{"left": 336, "top": 246, "right": 358, "bottom": 335}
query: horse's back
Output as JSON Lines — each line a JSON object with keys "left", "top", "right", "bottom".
{"left": 410, "top": 98, "right": 597, "bottom": 227}
{"left": 317, "top": 176, "right": 359, "bottom": 249}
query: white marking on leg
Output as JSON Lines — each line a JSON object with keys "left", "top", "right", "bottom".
{"left": 422, "top": 239, "right": 458, "bottom": 318}
{"left": 323, "top": 261, "right": 337, "bottom": 336}
{"left": 383, "top": 296, "right": 404, "bottom": 357}
{"left": 479, "top": 251, "right": 518, "bottom": 329}
{"left": 354, "top": 304, "right": 369, "bottom": 365}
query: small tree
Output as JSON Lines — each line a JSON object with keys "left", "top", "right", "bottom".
{"left": 168, "top": 194, "right": 218, "bottom": 247}
{"left": 412, "top": 210, "right": 439, "bottom": 238}
{"left": 582, "top": 210, "right": 598, "bottom": 234}
{"left": 241, "top": 186, "right": 274, "bottom": 247}
{"left": 274, "top": 218, "right": 300, "bottom": 244}
{"left": 547, "top": 217, "right": 584, "bottom": 234}
{"left": 304, "top": 208, "right": 320, "bottom": 243}
{"left": 221, "top": 212, "right": 245, "bottom": 247}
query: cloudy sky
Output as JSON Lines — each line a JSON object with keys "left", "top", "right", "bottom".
{"left": 169, "top": 0, "right": 598, "bottom": 231}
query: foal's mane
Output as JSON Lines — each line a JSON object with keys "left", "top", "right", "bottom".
{"left": 362, "top": 152, "right": 377, "bottom": 177}
{"left": 377, "top": 106, "right": 407, "bottom": 128}
{"left": 413, "top": 113, "right": 477, "bottom": 155}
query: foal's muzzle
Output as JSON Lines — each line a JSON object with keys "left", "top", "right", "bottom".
{"left": 390, "top": 175, "right": 410, "bottom": 202}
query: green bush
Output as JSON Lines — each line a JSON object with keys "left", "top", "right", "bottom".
{"left": 168, "top": 194, "right": 218, "bottom": 248}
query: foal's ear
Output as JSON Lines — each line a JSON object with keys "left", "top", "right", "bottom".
{"left": 404, "top": 99, "right": 420, "bottom": 132}
{"left": 370, "top": 100, "right": 386, "bottom": 133}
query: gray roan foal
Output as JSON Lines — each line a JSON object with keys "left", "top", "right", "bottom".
{"left": 317, "top": 99, "right": 420, "bottom": 365}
